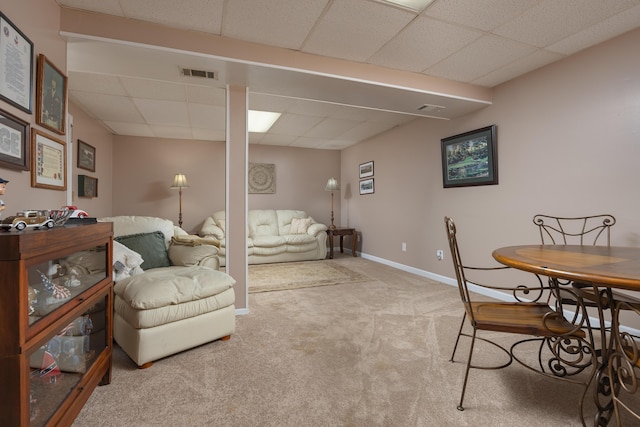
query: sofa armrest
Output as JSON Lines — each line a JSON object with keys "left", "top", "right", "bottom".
{"left": 199, "top": 216, "right": 225, "bottom": 239}
{"left": 168, "top": 244, "right": 220, "bottom": 270}
{"left": 307, "top": 223, "right": 328, "bottom": 236}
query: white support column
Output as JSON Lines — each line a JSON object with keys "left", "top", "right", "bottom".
{"left": 225, "top": 85, "right": 249, "bottom": 312}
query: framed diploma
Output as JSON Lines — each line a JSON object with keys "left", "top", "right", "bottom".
{"left": 31, "top": 129, "right": 66, "bottom": 190}
{"left": 0, "top": 108, "right": 29, "bottom": 170}
{"left": 36, "top": 54, "right": 67, "bottom": 135}
{"left": 0, "top": 12, "right": 33, "bottom": 113}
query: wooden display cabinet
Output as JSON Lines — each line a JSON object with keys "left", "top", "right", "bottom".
{"left": 0, "top": 222, "right": 113, "bottom": 426}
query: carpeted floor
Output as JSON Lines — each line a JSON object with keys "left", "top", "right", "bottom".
{"left": 248, "top": 259, "right": 369, "bottom": 293}
{"left": 72, "top": 256, "right": 634, "bottom": 426}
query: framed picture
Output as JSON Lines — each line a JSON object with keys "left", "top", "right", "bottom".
{"left": 0, "top": 108, "right": 30, "bottom": 170}
{"left": 77, "top": 139, "right": 95, "bottom": 172}
{"left": 441, "top": 125, "right": 498, "bottom": 188}
{"left": 359, "top": 178, "right": 374, "bottom": 195}
{"left": 359, "top": 161, "right": 374, "bottom": 178}
{"left": 78, "top": 175, "right": 98, "bottom": 198}
{"left": 0, "top": 13, "right": 33, "bottom": 113}
{"left": 36, "top": 54, "right": 67, "bottom": 135}
{"left": 31, "top": 129, "right": 66, "bottom": 190}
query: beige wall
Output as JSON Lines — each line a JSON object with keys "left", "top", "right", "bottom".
{"left": 248, "top": 145, "right": 341, "bottom": 225}
{"left": 109, "top": 136, "right": 341, "bottom": 234}
{"left": 341, "top": 28, "right": 640, "bottom": 278}
{"left": 0, "top": 1, "right": 69, "bottom": 214}
{"left": 111, "top": 135, "right": 226, "bottom": 234}
{"left": 68, "top": 102, "right": 113, "bottom": 216}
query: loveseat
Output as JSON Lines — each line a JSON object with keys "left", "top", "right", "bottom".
{"left": 199, "top": 210, "right": 328, "bottom": 266}
{"left": 98, "top": 216, "right": 236, "bottom": 368}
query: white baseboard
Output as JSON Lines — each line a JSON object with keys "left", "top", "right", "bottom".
{"left": 358, "top": 252, "right": 640, "bottom": 337}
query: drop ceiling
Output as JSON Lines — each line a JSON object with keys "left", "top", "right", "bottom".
{"left": 58, "top": 0, "right": 640, "bottom": 150}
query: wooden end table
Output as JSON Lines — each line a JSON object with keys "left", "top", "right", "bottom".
{"left": 327, "top": 227, "right": 358, "bottom": 259}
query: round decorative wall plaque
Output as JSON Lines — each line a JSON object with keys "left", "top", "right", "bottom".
{"left": 248, "top": 163, "right": 275, "bottom": 194}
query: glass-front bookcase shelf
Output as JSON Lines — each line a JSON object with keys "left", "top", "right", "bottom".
{"left": 0, "top": 222, "right": 113, "bottom": 427}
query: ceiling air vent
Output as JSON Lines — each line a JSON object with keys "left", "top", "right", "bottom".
{"left": 417, "top": 103, "right": 445, "bottom": 113}
{"left": 181, "top": 68, "right": 217, "bottom": 80}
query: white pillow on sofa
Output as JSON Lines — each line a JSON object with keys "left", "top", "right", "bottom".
{"left": 290, "top": 217, "right": 312, "bottom": 234}
{"left": 113, "top": 241, "right": 144, "bottom": 282}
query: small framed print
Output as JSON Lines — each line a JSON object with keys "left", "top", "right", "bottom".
{"left": 0, "top": 13, "right": 34, "bottom": 113}
{"left": 77, "top": 139, "right": 95, "bottom": 172}
{"left": 31, "top": 129, "right": 66, "bottom": 190}
{"left": 36, "top": 54, "right": 67, "bottom": 135}
{"left": 359, "top": 178, "right": 374, "bottom": 195}
{"left": 0, "top": 108, "right": 30, "bottom": 170}
{"left": 78, "top": 175, "right": 98, "bottom": 198}
{"left": 359, "top": 161, "right": 374, "bottom": 178}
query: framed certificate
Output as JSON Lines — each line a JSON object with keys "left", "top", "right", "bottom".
{"left": 0, "top": 108, "right": 29, "bottom": 170}
{"left": 31, "top": 129, "right": 66, "bottom": 190}
{"left": 0, "top": 13, "right": 33, "bottom": 113}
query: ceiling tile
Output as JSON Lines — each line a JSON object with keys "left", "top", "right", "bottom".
{"left": 369, "top": 16, "right": 482, "bottom": 71}
{"left": 493, "top": 0, "right": 640, "bottom": 48}
{"left": 120, "top": 77, "right": 186, "bottom": 101}
{"left": 222, "top": 0, "right": 330, "bottom": 50}
{"left": 186, "top": 86, "right": 226, "bottom": 106}
{"left": 425, "top": 0, "right": 541, "bottom": 31}
{"left": 57, "top": 0, "right": 124, "bottom": 15}
{"left": 290, "top": 136, "right": 335, "bottom": 149}
{"left": 546, "top": 4, "right": 640, "bottom": 55}
{"left": 303, "top": 0, "right": 416, "bottom": 61}
{"left": 133, "top": 99, "right": 190, "bottom": 126}
{"left": 268, "top": 113, "right": 323, "bottom": 136}
{"left": 426, "top": 35, "right": 536, "bottom": 82}
{"left": 188, "top": 104, "right": 226, "bottom": 130}
{"left": 257, "top": 133, "right": 298, "bottom": 146}
{"left": 120, "top": 0, "right": 224, "bottom": 34}
{"left": 192, "top": 128, "right": 226, "bottom": 141}
{"left": 472, "top": 49, "right": 565, "bottom": 87}
{"left": 150, "top": 124, "right": 194, "bottom": 139}
{"left": 304, "top": 117, "right": 361, "bottom": 138}
{"left": 104, "top": 121, "right": 154, "bottom": 137}
{"left": 70, "top": 92, "right": 145, "bottom": 122}
{"left": 68, "top": 72, "right": 127, "bottom": 96}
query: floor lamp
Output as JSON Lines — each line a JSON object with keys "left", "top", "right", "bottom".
{"left": 325, "top": 177, "right": 339, "bottom": 230}
{"left": 171, "top": 173, "right": 189, "bottom": 228}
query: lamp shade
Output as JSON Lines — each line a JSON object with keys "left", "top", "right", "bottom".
{"left": 325, "top": 177, "right": 339, "bottom": 191}
{"left": 171, "top": 174, "right": 189, "bottom": 189}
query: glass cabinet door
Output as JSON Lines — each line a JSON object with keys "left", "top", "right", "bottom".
{"left": 27, "top": 244, "right": 108, "bottom": 326}
{"left": 28, "top": 294, "right": 109, "bottom": 426}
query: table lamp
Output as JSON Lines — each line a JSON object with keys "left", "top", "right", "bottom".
{"left": 170, "top": 173, "right": 189, "bottom": 228}
{"left": 325, "top": 177, "right": 339, "bottom": 230}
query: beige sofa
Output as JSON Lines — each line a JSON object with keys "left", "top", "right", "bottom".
{"left": 98, "top": 216, "right": 236, "bottom": 368}
{"left": 199, "top": 210, "right": 328, "bottom": 266}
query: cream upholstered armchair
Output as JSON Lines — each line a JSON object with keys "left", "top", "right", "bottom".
{"left": 98, "top": 216, "right": 236, "bottom": 368}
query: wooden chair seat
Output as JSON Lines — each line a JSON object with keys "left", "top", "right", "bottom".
{"left": 470, "top": 301, "right": 586, "bottom": 338}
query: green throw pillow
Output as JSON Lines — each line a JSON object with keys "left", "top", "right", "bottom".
{"left": 115, "top": 231, "right": 171, "bottom": 270}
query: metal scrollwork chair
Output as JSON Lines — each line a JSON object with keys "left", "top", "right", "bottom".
{"left": 533, "top": 214, "right": 640, "bottom": 310}
{"left": 608, "top": 300, "right": 640, "bottom": 426}
{"left": 445, "top": 217, "right": 596, "bottom": 421}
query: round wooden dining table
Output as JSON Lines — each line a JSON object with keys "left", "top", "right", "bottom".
{"left": 492, "top": 244, "right": 640, "bottom": 426}
{"left": 492, "top": 245, "right": 640, "bottom": 291}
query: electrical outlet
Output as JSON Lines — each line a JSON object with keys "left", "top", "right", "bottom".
{"left": 402, "top": 242, "right": 407, "bottom": 252}
{"left": 436, "top": 249, "right": 444, "bottom": 260}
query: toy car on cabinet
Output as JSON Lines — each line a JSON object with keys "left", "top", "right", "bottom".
{"left": 1, "top": 210, "right": 54, "bottom": 231}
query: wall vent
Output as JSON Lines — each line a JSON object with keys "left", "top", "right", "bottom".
{"left": 181, "top": 68, "right": 217, "bottom": 79}
{"left": 417, "top": 103, "right": 445, "bottom": 113}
